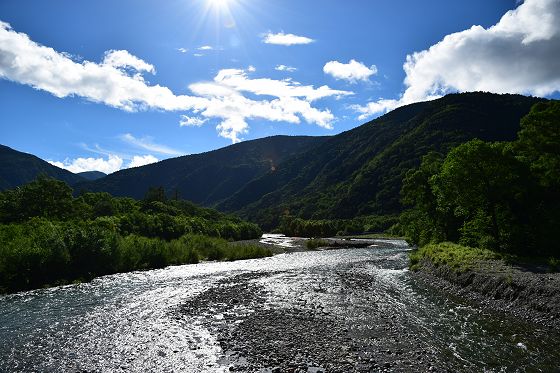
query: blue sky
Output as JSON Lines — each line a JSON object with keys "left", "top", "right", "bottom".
{"left": 1, "top": 0, "right": 559, "bottom": 173}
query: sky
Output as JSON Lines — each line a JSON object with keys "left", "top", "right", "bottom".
{"left": 0, "top": 0, "right": 559, "bottom": 174}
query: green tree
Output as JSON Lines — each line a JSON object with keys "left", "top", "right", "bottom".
{"left": 516, "top": 101, "right": 560, "bottom": 189}
{"left": 432, "top": 140, "right": 530, "bottom": 251}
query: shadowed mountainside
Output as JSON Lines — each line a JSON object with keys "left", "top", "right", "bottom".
{"left": 77, "top": 135, "right": 328, "bottom": 204}
{"left": 0, "top": 145, "right": 85, "bottom": 190}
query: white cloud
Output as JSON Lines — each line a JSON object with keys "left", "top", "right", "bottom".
{"left": 102, "top": 50, "right": 155, "bottom": 74}
{"left": 0, "top": 21, "right": 206, "bottom": 112}
{"left": 247, "top": 65, "right": 256, "bottom": 72}
{"left": 193, "top": 53, "right": 204, "bottom": 57}
{"left": 119, "top": 133, "right": 184, "bottom": 156}
{"left": 186, "top": 68, "right": 353, "bottom": 141}
{"left": 49, "top": 155, "right": 124, "bottom": 174}
{"left": 275, "top": 64, "right": 297, "bottom": 72}
{"left": 198, "top": 45, "right": 213, "bottom": 50}
{"left": 128, "top": 154, "right": 158, "bottom": 168}
{"left": 323, "top": 59, "right": 377, "bottom": 83}
{"left": 353, "top": 0, "right": 560, "bottom": 119}
{"left": 180, "top": 115, "right": 208, "bottom": 127}
{"left": 0, "top": 21, "right": 351, "bottom": 143}
{"left": 176, "top": 47, "right": 188, "bottom": 53}
{"left": 262, "top": 32, "right": 314, "bottom": 46}
{"left": 49, "top": 153, "right": 159, "bottom": 173}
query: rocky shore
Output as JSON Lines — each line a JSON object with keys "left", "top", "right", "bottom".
{"left": 413, "top": 258, "right": 560, "bottom": 329}
{"left": 178, "top": 271, "right": 444, "bottom": 372}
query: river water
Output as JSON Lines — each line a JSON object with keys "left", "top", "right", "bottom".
{"left": 0, "top": 238, "right": 558, "bottom": 372}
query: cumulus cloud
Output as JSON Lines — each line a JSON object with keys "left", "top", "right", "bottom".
{"left": 119, "top": 133, "right": 183, "bottom": 156}
{"left": 262, "top": 32, "right": 314, "bottom": 46}
{"left": 275, "top": 64, "right": 297, "bottom": 72}
{"left": 49, "top": 155, "right": 124, "bottom": 174}
{"left": 353, "top": 0, "right": 560, "bottom": 119}
{"left": 128, "top": 154, "right": 158, "bottom": 168}
{"left": 323, "top": 59, "right": 377, "bottom": 83}
{"left": 0, "top": 21, "right": 351, "bottom": 143}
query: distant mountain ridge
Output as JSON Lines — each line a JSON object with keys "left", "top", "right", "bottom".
{"left": 0, "top": 145, "right": 85, "bottom": 190}
{"left": 77, "top": 171, "right": 107, "bottom": 181}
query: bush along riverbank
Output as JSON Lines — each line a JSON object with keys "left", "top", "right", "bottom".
{"left": 410, "top": 243, "right": 560, "bottom": 329}
{"left": 0, "top": 177, "right": 269, "bottom": 294}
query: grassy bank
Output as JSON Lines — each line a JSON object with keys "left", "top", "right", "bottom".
{"left": 409, "top": 242, "right": 501, "bottom": 272}
{"left": 409, "top": 242, "right": 560, "bottom": 274}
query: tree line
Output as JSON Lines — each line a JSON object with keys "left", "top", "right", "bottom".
{"left": 0, "top": 180, "right": 266, "bottom": 293}
{"left": 398, "top": 101, "right": 559, "bottom": 257}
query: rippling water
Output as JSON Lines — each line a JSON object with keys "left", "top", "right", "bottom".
{"left": 0, "top": 239, "right": 559, "bottom": 372}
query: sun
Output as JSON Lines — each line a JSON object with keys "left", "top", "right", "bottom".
{"left": 207, "top": 0, "right": 233, "bottom": 9}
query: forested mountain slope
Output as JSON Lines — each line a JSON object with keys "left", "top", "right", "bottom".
{"left": 218, "top": 93, "right": 544, "bottom": 228}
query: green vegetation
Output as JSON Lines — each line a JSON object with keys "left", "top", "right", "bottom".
{"left": 220, "top": 93, "right": 542, "bottom": 230}
{"left": 306, "top": 239, "right": 330, "bottom": 250}
{"left": 402, "top": 101, "right": 559, "bottom": 264}
{"left": 0, "top": 178, "right": 266, "bottom": 294}
{"left": 409, "top": 242, "right": 500, "bottom": 272}
{"left": 278, "top": 215, "right": 398, "bottom": 237}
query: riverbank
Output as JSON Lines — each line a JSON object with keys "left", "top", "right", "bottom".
{"left": 411, "top": 243, "right": 560, "bottom": 329}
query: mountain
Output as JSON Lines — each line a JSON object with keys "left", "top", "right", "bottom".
{"left": 0, "top": 145, "right": 85, "bottom": 190}
{"left": 77, "top": 135, "right": 328, "bottom": 203}
{"left": 217, "top": 93, "right": 545, "bottom": 228}
{"left": 77, "top": 171, "right": 107, "bottom": 181}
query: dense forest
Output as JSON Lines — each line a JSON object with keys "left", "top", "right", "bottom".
{"left": 0, "top": 177, "right": 267, "bottom": 293}
{"left": 400, "top": 101, "right": 559, "bottom": 257}
{"left": 218, "top": 93, "right": 543, "bottom": 229}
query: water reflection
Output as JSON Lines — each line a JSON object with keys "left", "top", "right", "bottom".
{"left": 0, "top": 239, "right": 558, "bottom": 372}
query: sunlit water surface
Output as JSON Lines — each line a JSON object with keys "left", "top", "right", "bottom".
{"left": 0, "top": 239, "right": 558, "bottom": 372}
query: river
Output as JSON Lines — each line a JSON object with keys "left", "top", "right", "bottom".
{"left": 0, "top": 238, "right": 558, "bottom": 372}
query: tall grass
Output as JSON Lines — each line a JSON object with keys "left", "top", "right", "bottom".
{"left": 0, "top": 219, "right": 271, "bottom": 294}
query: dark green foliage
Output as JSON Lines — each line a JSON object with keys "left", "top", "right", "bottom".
{"left": 217, "top": 93, "right": 543, "bottom": 229}
{"left": 0, "top": 178, "right": 264, "bottom": 293}
{"left": 278, "top": 215, "right": 398, "bottom": 238}
{"left": 400, "top": 101, "right": 559, "bottom": 257}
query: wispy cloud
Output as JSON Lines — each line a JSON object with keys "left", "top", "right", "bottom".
{"left": 176, "top": 47, "right": 188, "bottom": 53}
{"left": 353, "top": 0, "right": 560, "bottom": 119}
{"left": 119, "top": 133, "right": 184, "bottom": 156}
{"left": 323, "top": 59, "right": 377, "bottom": 83}
{"left": 197, "top": 45, "right": 214, "bottom": 50}
{"left": 275, "top": 64, "right": 297, "bottom": 72}
{"left": 262, "top": 32, "right": 314, "bottom": 46}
